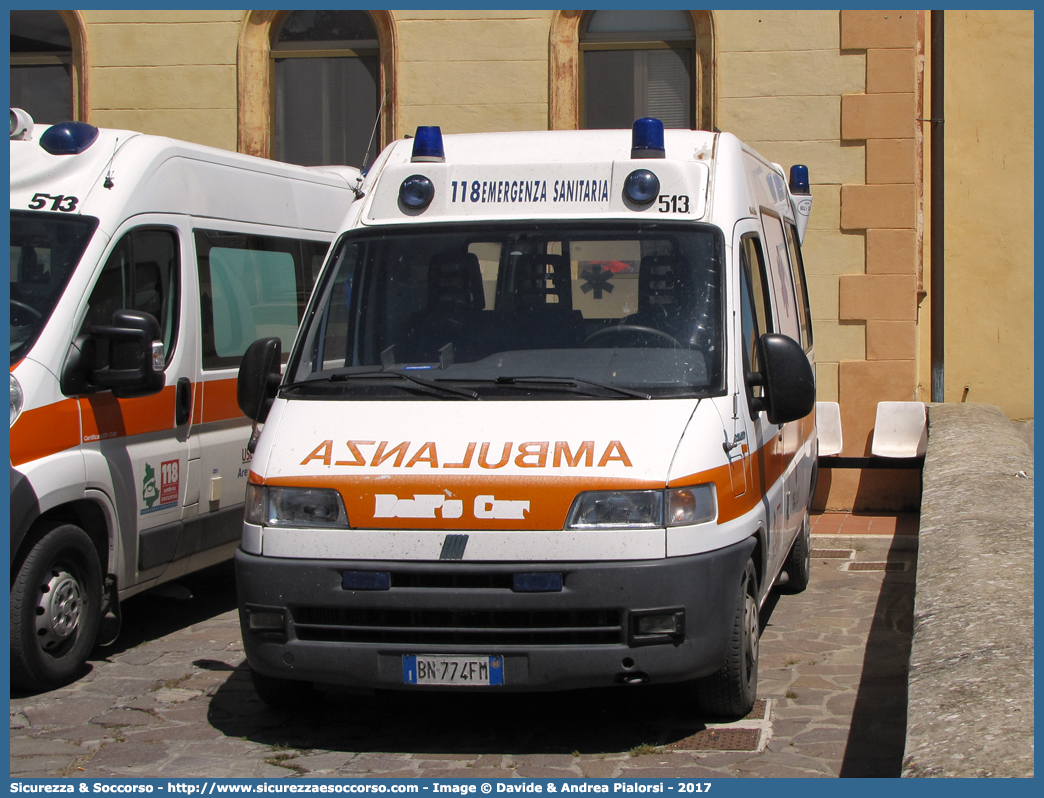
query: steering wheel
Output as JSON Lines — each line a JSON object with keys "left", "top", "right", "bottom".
{"left": 10, "top": 299, "right": 43, "bottom": 322}
{"left": 583, "top": 324, "right": 683, "bottom": 349}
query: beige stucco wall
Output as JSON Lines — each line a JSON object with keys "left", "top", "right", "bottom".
{"left": 80, "top": 10, "right": 242, "bottom": 150}
{"left": 716, "top": 11, "right": 868, "bottom": 405}
{"left": 941, "top": 11, "right": 1034, "bottom": 420}
{"left": 396, "top": 10, "right": 553, "bottom": 134}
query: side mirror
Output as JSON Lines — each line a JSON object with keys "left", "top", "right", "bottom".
{"left": 753, "top": 333, "right": 815, "bottom": 425}
{"left": 65, "top": 309, "right": 165, "bottom": 399}
{"left": 238, "top": 337, "right": 282, "bottom": 423}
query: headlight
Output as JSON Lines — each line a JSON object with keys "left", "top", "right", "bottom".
{"left": 244, "top": 484, "right": 349, "bottom": 528}
{"left": 566, "top": 485, "right": 716, "bottom": 530}
{"left": 11, "top": 373, "right": 23, "bottom": 427}
{"left": 566, "top": 490, "right": 663, "bottom": 529}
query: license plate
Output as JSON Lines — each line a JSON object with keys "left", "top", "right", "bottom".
{"left": 403, "top": 655, "right": 504, "bottom": 686}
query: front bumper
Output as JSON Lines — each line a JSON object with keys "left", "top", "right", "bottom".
{"left": 235, "top": 536, "right": 754, "bottom": 692}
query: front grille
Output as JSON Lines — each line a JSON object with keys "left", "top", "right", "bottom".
{"left": 292, "top": 606, "right": 623, "bottom": 646}
{"left": 389, "top": 572, "right": 515, "bottom": 590}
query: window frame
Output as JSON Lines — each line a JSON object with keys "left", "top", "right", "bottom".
{"left": 237, "top": 10, "right": 397, "bottom": 162}
{"left": 269, "top": 11, "right": 382, "bottom": 168}
{"left": 739, "top": 233, "right": 772, "bottom": 413}
{"left": 81, "top": 225, "right": 182, "bottom": 370}
{"left": 759, "top": 208, "right": 802, "bottom": 346}
{"left": 578, "top": 41, "right": 696, "bottom": 130}
{"left": 194, "top": 227, "right": 329, "bottom": 371}
{"left": 9, "top": 10, "right": 87, "bottom": 122}
{"left": 577, "top": 11, "right": 696, "bottom": 130}
{"left": 549, "top": 10, "right": 715, "bottom": 132}
{"left": 783, "top": 221, "right": 814, "bottom": 352}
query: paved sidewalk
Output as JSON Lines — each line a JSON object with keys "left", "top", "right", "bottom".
{"left": 810, "top": 512, "right": 918, "bottom": 538}
{"left": 11, "top": 519, "right": 917, "bottom": 779}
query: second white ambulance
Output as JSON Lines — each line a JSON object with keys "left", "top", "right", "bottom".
{"left": 236, "top": 119, "right": 817, "bottom": 718}
{"left": 10, "top": 110, "right": 358, "bottom": 690}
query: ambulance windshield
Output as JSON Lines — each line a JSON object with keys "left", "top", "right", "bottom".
{"left": 289, "top": 222, "right": 724, "bottom": 398}
{"left": 10, "top": 212, "right": 99, "bottom": 365}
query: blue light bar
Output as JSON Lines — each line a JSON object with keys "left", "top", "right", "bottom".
{"left": 411, "top": 126, "right": 445, "bottom": 162}
{"left": 789, "top": 164, "right": 810, "bottom": 194}
{"left": 39, "top": 121, "right": 99, "bottom": 155}
{"left": 631, "top": 118, "right": 665, "bottom": 159}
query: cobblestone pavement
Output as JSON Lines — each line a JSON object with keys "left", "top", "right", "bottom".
{"left": 11, "top": 514, "right": 917, "bottom": 779}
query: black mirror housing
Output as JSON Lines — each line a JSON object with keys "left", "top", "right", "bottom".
{"left": 238, "top": 337, "right": 282, "bottom": 423}
{"left": 81, "top": 310, "right": 165, "bottom": 398}
{"left": 757, "top": 333, "right": 815, "bottom": 425}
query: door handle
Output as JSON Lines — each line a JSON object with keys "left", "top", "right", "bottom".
{"left": 176, "top": 377, "right": 192, "bottom": 426}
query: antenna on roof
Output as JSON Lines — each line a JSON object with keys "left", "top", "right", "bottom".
{"left": 103, "top": 138, "right": 119, "bottom": 189}
{"left": 360, "top": 90, "right": 386, "bottom": 174}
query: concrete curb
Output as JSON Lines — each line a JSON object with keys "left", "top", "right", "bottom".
{"left": 902, "top": 403, "right": 1034, "bottom": 778}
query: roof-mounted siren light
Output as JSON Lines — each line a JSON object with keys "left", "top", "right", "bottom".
{"left": 631, "top": 118, "right": 665, "bottom": 159}
{"left": 789, "top": 164, "right": 812, "bottom": 244}
{"left": 40, "top": 121, "right": 100, "bottom": 155}
{"left": 10, "top": 108, "right": 34, "bottom": 141}
{"left": 411, "top": 126, "right": 445, "bottom": 163}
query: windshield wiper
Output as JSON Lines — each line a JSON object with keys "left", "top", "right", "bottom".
{"left": 487, "top": 375, "right": 651, "bottom": 400}
{"left": 283, "top": 369, "right": 479, "bottom": 399}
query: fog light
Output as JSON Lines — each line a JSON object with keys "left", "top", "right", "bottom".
{"left": 248, "top": 610, "right": 285, "bottom": 631}
{"left": 630, "top": 608, "right": 685, "bottom": 645}
{"left": 636, "top": 614, "right": 680, "bottom": 635}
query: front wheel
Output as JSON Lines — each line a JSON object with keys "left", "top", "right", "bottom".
{"left": 695, "top": 558, "right": 759, "bottom": 719}
{"left": 11, "top": 523, "right": 103, "bottom": 691}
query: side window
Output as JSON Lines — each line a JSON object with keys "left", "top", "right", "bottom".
{"left": 82, "top": 227, "right": 180, "bottom": 367}
{"left": 740, "top": 235, "right": 771, "bottom": 406}
{"left": 580, "top": 10, "right": 695, "bottom": 130}
{"left": 783, "top": 222, "right": 814, "bottom": 351}
{"left": 194, "top": 229, "right": 328, "bottom": 370}
{"left": 760, "top": 211, "right": 801, "bottom": 343}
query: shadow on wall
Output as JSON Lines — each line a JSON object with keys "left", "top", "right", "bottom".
{"left": 813, "top": 468, "right": 922, "bottom": 513}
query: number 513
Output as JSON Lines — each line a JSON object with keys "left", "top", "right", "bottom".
{"left": 658, "top": 194, "right": 690, "bottom": 213}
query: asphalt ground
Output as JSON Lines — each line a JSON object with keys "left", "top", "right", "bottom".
{"left": 10, "top": 515, "right": 917, "bottom": 779}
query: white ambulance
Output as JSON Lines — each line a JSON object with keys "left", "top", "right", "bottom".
{"left": 235, "top": 119, "right": 817, "bottom": 718}
{"left": 9, "top": 109, "right": 359, "bottom": 690}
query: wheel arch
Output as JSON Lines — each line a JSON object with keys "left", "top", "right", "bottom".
{"left": 13, "top": 499, "right": 111, "bottom": 586}
{"left": 749, "top": 525, "right": 765, "bottom": 597}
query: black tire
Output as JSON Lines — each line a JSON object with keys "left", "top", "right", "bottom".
{"left": 11, "top": 523, "right": 103, "bottom": 691}
{"left": 250, "top": 667, "right": 317, "bottom": 711}
{"left": 782, "top": 510, "right": 812, "bottom": 593}
{"left": 695, "top": 558, "right": 759, "bottom": 719}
